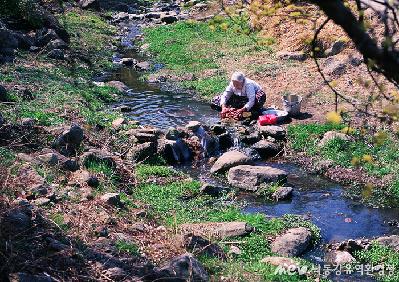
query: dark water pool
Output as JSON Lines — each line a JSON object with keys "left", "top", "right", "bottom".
{"left": 111, "top": 53, "right": 219, "bottom": 129}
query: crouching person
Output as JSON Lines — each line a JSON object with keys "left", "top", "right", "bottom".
{"left": 211, "top": 71, "right": 266, "bottom": 120}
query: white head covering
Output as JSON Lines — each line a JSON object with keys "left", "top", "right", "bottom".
{"left": 231, "top": 71, "right": 245, "bottom": 82}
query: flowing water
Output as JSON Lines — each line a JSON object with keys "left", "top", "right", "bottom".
{"left": 110, "top": 24, "right": 399, "bottom": 281}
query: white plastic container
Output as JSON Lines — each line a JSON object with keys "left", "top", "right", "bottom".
{"left": 282, "top": 94, "right": 302, "bottom": 116}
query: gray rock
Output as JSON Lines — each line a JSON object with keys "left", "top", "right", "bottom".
{"left": 53, "top": 124, "right": 84, "bottom": 156}
{"left": 112, "top": 12, "right": 129, "bottom": 22}
{"left": 48, "top": 39, "right": 68, "bottom": 50}
{"left": 261, "top": 256, "right": 299, "bottom": 272}
{"left": 107, "top": 81, "right": 129, "bottom": 92}
{"left": 35, "top": 28, "right": 59, "bottom": 47}
{"left": 272, "top": 186, "right": 293, "bottom": 201}
{"left": 155, "top": 253, "right": 209, "bottom": 282}
{"left": 32, "top": 197, "right": 51, "bottom": 206}
{"left": 184, "top": 234, "right": 226, "bottom": 260}
{"left": 227, "top": 165, "right": 287, "bottom": 191}
{"left": 200, "top": 183, "right": 227, "bottom": 197}
{"left": 112, "top": 117, "right": 126, "bottom": 129}
{"left": 218, "top": 132, "right": 233, "bottom": 150}
{"left": 135, "top": 61, "right": 151, "bottom": 71}
{"left": 375, "top": 235, "right": 399, "bottom": 251}
{"left": 240, "top": 132, "right": 261, "bottom": 145}
{"left": 271, "top": 227, "right": 312, "bottom": 257}
{"left": 121, "top": 57, "right": 136, "bottom": 66}
{"left": 101, "top": 193, "right": 122, "bottom": 207}
{"left": 1, "top": 204, "right": 32, "bottom": 237}
{"left": 128, "top": 128, "right": 159, "bottom": 143}
{"left": 319, "top": 131, "right": 351, "bottom": 147}
{"left": 161, "top": 15, "right": 178, "bottom": 24}
{"left": 324, "top": 40, "right": 346, "bottom": 57}
{"left": 36, "top": 153, "right": 59, "bottom": 166}
{"left": 103, "top": 267, "right": 127, "bottom": 280}
{"left": 276, "top": 51, "right": 307, "bottom": 61}
{"left": 325, "top": 250, "right": 355, "bottom": 265}
{"left": 21, "top": 118, "right": 35, "bottom": 127}
{"left": 258, "top": 125, "right": 286, "bottom": 140}
{"left": 210, "top": 150, "right": 252, "bottom": 174}
{"left": 324, "top": 57, "right": 347, "bottom": 77}
{"left": 87, "top": 175, "right": 99, "bottom": 188}
{"left": 47, "top": 48, "right": 65, "bottom": 60}
{"left": 79, "top": 0, "right": 100, "bottom": 9}
{"left": 128, "top": 142, "right": 157, "bottom": 163}
{"left": 145, "top": 12, "right": 162, "bottom": 19}
{"left": 252, "top": 140, "right": 282, "bottom": 158}
{"left": 61, "top": 159, "right": 80, "bottom": 172}
{"left": 186, "top": 120, "right": 201, "bottom": 132}
{"left": 180, "top": 222, "right": 254, "bottom": 240}
{"left": 348, "top": 55, "right": 363, "bottom": 67}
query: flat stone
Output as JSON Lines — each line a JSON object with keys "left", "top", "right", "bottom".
{"left": 210, "top": 150, "right": 252, "bottom": 174}
{"left": 271, "top": 227, "right": 312, "bottom": 257}
{"left": 227, "top": 165, "right": 287, "bottom": 191}
{"left": 179, "top": 222, "right": 254, "bottom": 240}
{"left": 324, "top": 40, "right": 346, "bottom": 57}
{"left": 325, "top": 250, "right": 355, "bottom": 265}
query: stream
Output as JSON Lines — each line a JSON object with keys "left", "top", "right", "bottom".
{"left": 109, "top": 21, "right": 399, "bottom": 281}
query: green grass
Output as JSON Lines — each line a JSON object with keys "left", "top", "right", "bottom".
{"left": 133, "top": 164, "right": 320, "bottom": 281}
{"left": 0, "top": 9, "right": 122, "bottom": 128}
{"left": 135, "top": 164, "right": 177, "bottom": 180}
{"left": 354, "top": 242, "right": 399, "bottom": 282}
{"left": 143, "top": 20, "right": 273, "bottom": 98}
{"left": 0, "top": 147, "right": 16, "bottom": 167}
{"left": 115, "top": 240, "right": 140, "bottom": 256}
{"left": 85, "top": 159, "right": 120, "bottom": 193}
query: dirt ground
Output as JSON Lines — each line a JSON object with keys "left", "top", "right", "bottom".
{"left": 193, "top": 0, "right": 396, "bottom": 126}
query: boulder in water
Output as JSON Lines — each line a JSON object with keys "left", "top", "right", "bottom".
{"left": 227, "top": 165, "right": 287, "bottom": 191}
{"left": 258, "top": 125, "right": 286, "bottom": 140}
{"left": 375, "top": 235, "right": 399, "bottom": 251}
{"left": 252, "top": 140, "right": 282, "bottom": 158}
{"left": 210, "top": 150, "right": 252, "bottom": 174}
{"left": 271, "top": 227, "right": 312, "bottom": 257}
{"left": 272, "top": 186, "right": 293, "bottom": 201}
{"left": 325, "top": 250, "right": 355, "bottom": 265}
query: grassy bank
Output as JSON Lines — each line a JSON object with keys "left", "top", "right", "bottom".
{"left": 287, "top": 122, "right": 399, "bottom": 207}
{"left": 0, "top": 9, "right": 121, "bottom": 128}
{"left": 133, "top": 164, "right": 322, "bottom": 281}
{"left": 142, "top": 19, "right": 275, "bottom": 98}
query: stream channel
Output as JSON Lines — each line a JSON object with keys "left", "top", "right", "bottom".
{"left": 106, "top": 22, "right": 399, "bottom": 281}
